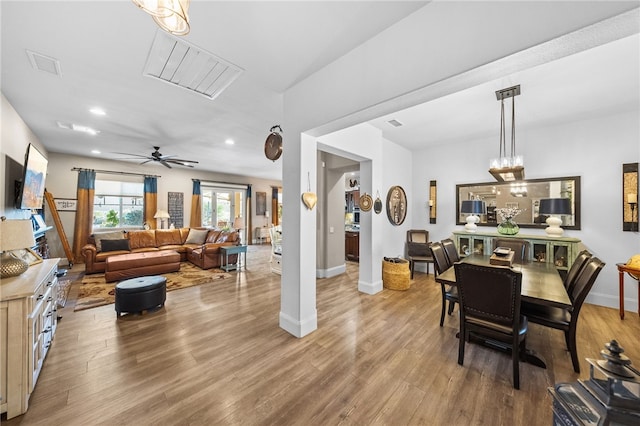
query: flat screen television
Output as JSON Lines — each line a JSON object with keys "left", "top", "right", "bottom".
{"left": 18, "top": 144, "right": 48, "bottom": 209}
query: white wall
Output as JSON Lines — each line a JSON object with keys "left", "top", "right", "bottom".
{"left": 1, "top": 93, "right": 48, "bottom": 220}
{"left": 43, "top": 152, "right": 282, "bottom": 259}
{"left": 411, "top": 109, "right": 640, "bottom": 311}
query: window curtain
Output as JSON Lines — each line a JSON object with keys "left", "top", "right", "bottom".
{"left": 271, "top": 186, "right": 279, "bottom": 226}
{"left": 190, "top": 180, "right": 202, "bottom": 227}
{"left": 72, "top": 169, "right": 96, "bottom": 262}
{"left": 246, "top": 185, "right": 252, "bottom": 244}
{"left": 144, "top": 176, "right": 158, "bottom": 230}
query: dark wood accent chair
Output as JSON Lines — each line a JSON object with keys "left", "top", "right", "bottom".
{"left": 441, "top": 238, "right": 460, "bottom": 264}
{"left": 565, "top": 249, "right": 592, "bottom": 294}
{"left": 430, "top": 242, "right": 458, "bottom": 327}
{"left": 406, "top": 229, "right": 434, "bottom": 279}
{"left": 521, "top": 257, "right": 604, "bottom": 373}
{"left": 493, "top": 238, "right": 530, "bottom": 263}
{"left": 455, "top": 262, "right": 527, "bottom": 389}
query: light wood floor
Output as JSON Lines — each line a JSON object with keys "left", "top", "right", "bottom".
{"left": 3, "top": 245, "right": 639, "bottom": 425}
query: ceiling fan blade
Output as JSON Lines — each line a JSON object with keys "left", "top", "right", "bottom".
{"left": 159, "top": 160, "right": 173, "bottom": 169}
{"left": 112, "top": 152, "right": 154, "bottom": 159}
{"left": 158, "top": 154, "right": 178, "bottom": 160}
{"left": 166, "top": 159, "right": 197, "bottom": 167}
{"left": 139, "top": 159, "right": 153, "bottom": 165}
{"left": 170, "top": 158, "right": 199, "bottom": 164}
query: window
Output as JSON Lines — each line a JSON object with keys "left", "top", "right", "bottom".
{"left": 93, "top": 180, "right": 144, "bottom": 230}
{"left": 201, "top": 184, "right": 245, "bottom": 229}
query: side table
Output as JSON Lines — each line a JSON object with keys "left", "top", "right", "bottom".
{"left": 221, "top": 245, "right": 248, "bottom": 272}
{"left": 616, "top": 263, "right": 640, "bottom": 319}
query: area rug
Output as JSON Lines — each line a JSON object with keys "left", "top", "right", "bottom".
{"left": 74, "top": 262, "right": 232, "bottom": 311}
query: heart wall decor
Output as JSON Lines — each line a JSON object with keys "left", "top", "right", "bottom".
{"left": 302, "top": 192, "right": 317, "bottom": 210}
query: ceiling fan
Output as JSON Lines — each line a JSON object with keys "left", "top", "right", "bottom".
{"left": 114, "top": 146, "right": 199, "bottom": 168}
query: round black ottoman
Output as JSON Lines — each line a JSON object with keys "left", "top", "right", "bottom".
{"left": 115, "top": 275, "right": 166, "bottom": 317}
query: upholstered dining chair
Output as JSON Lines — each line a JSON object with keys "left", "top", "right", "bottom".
{"left": 455, "top": 262, "right": 527, "bottom": 389}
{"left": 521, "top": 257, "right": 604, "bottom": 373}
{"left": 441, "top": 238, "right": 460, "bottom": 264}
{"left": 493, "top": 238, "right": 530, "bottom": 263}
{"left": 430, "top": 242, "right": 458, "bottom": 327}
{"left": 406, "top": 229, "right": 434, "bottom": 279}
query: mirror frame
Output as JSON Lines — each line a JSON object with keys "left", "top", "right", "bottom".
{"left": 456, "top": 176, "right": 581, "bottom": 230}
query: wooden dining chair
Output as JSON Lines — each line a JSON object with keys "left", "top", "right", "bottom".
{"left": 455, "top": 262, "right": 526, "bottom": 389}
{"left": 441, "top": 238, "right": 460, "bottom": 264}
{"left": 406, "top": 229, "right": 434, "bottom": 278}
{"left": 521, "top": 257, "right": 605, "bottom": 373}
{"left": 430, "top": 242, "right": 457, "bottom": 327}
{"left": 564, "top": 250, "right": 592, "bottom": 294}
{"left": 493, "top": 238, "right": 530, "bottom": 263}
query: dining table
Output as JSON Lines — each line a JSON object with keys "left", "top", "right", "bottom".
{"left": 436, "top": 253, "right": 572, "bottom": 368}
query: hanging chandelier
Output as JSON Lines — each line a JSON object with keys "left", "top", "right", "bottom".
{"left": 132, "top": 0, "right": 190, "bottom": 36}
{"left": 489, "top": 85, "right": 524, "bottom": 182}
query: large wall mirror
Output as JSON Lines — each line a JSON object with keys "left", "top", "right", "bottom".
{"left": 456, "top": 176, "right": 581, "bottom": 230}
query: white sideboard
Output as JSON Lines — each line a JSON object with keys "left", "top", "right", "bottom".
{"left": 1, "top": 258, "right": 60, "bottom": 419}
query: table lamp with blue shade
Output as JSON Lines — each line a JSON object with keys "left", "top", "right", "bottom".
{"left": 461, "top": 200, "right": 486, "bottom": 233}
{"left": 539, "top": 198, "right": 572, "bottom": 237}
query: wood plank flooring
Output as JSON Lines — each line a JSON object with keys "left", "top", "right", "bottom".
{"left": 3, "top": 245, "right": 639, "bottom": 425}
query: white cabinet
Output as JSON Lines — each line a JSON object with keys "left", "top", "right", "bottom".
{"left": 1, "top": 259, "right": 59, "bottom": 419}
{"left": 452, "top": 231, "right": 581, "bottom": 271}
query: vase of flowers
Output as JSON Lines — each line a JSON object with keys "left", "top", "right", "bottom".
{"left": 495, "top": 206, "right": 524, "bottom": 235}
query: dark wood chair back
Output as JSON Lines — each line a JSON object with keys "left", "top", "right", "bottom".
{"left": 493, "top": 238, "right": 530, "bottom": 263}
{"left": 565, "top": 250, "right": 592, "bottom": 293}
{"left": 454, "top": 262, "right": 526, "bottom": 389}
{"left": 441, "top": 238, "right": 460, "bottom": 264}
{"left": 569, "top": 257, "right": 605, "bottom": 313}
{"left": 430, "top": 242, "right": 451, "bottom": 275}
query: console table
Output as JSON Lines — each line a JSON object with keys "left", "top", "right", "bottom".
{"left": 0, "top": 259, "right": 60, "bottom": 419}
{"left": 220, "top": 245, "right": 247, "bottom": 272}
{"left": 616, "top": 263, "right": 640, "bottom": 319}
{"left": 452, "top": 230, "right": 582, "bottom": 272}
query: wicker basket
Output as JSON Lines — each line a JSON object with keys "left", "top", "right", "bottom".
{"left": 382, "top": 258, "right": 410, "bottom": 290}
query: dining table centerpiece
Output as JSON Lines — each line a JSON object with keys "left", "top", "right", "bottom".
{"left": 495, "top": 206, "right": 525, "bottom": 235}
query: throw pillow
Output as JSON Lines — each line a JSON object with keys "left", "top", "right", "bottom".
{"left": 93, "top": 231, "right": 125, "bottom": 252}
{"left": 185, "top": 228, "right": 209, "bottom": 245}
{"left": 101, "top": 238, "right": 130, "bottom": 252}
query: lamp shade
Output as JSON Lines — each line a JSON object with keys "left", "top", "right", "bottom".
{"left": 154, "top": 210, "right": 170, "bottom": 219}
{"left": 0, "top": 219, "right": 35, "bottom": 252}
{"left": 233, "top": 217, "right": 245, "bottom": 229}
{"left": 539, "top": 198, "right": 571, "bottom": 215}
{"left": 461, "top": 200, "right": 486, "bottom": 215}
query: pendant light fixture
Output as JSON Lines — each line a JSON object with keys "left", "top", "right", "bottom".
{"left": 489, "top": 85, "right": 524, "bottom": 182}
{"left": 132, "top": 0, "right": 190, "bottom": 36}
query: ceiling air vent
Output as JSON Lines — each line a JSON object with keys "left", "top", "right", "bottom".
{"left": 387, "top": 119, "right": 404, "bottom": 127}
{"left": 143, "top": 30, "right": 244, "bottom": 100}
{"left": 26, "top": 50, "right": 62, "bottom": 77}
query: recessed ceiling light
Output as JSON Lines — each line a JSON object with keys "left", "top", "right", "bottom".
{"left": 387, "top": 119, "right": 403, "bottom": 127}
{"left": 225, "top": 139, "right": 235, "bottom": 145}
{"left": 90, "top": 107, "right": 106, "bottom": 116}
{"left": 91, "top": 149, "right": 101, "bottom": 154}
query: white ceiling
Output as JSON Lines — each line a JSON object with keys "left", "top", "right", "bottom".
{"left": 1, "top": 2, "right": 639, "bottom": 181}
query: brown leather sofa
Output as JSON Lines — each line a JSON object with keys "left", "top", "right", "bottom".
{"left": 82, "top": 228, "right": 239, "bottom": 274}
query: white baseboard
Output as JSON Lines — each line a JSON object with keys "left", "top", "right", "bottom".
{"left": 359, "top": 279, "right": 383, "bottom": 295}
{"left": 316, "top": 264, "right": 346, "bottom": 278}
{"left": 279, "top": 310, "right": 318, "bottom": 338}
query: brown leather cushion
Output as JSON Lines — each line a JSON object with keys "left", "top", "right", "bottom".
{"left": 155, "top": 229, "right": 183, "bottom": 247}
{"left": 216, "top": 231, "right": 237, "bottom": 243}
{"left": 205, "top": 230, "right": 222, "bottom": 243}
{"left": 127, "top": 230, "right": 157, "bottom": 250}
{"left": 106, "top": 251, "right": 180, "bottom": 272}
